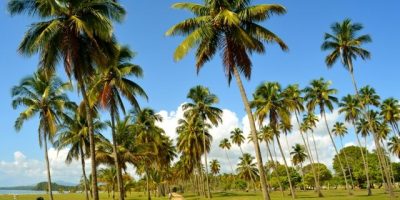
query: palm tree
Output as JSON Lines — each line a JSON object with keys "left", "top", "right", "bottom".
{"left": 91, "top": 45, "right": 147, "bottom": 200}
{"left": 332, "top": 122, "right": 355, "bottom": 189}
{"left": 166, "top": 1, "right": 289, "bottom": 198}
{"left": 12, "top": 71, "right": 73, "bottom": 200}
{"left": 290, "top": 144, "right": 307, "bottom": 190}
{"left": 304, "top": 78, "right": 352, "bottom": 195}
{"left": 251, "top": 82, "right": 295, "bottom": 199}
{"left": 210, "top": 159, "right": 221, "bottom": 191}
{"left": 259, "top": 126, "right": 284, "bottom": 197}
{"left": 183, "top": 85, "right": 222, "bottom": 198}
{"left": 237, "top": 153, "right": 259, "bottom": 191}
{"left": 8, "top": 1, "right": 126, "bottom": 199}
{"left": 322, "top": 18, "right": 371, "bottom": 93}
{"left": 380, "top": 98, "right": 400, "bottom": 136}
{"left": 99, "top": 167, "right": 117, "bottom": 199}
{"left": 388, "top": 136, "right": 400, "bottom": 158}
{"left": 219, "top": 138, "right": 235, "bottom": 175}
{"left": 55, "top": 104, "right": 106, "bottom": 200}
{"left": 339, "top": 94, "right": 372, "bottom": 194}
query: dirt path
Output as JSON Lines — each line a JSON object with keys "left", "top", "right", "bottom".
{"left": 171, "top": 192, "right": 184, "bottom": 200}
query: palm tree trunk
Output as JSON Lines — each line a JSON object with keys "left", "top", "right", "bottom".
{"left": 322, "top": 112, "right": 352, "bottom": 195}
{"left": 198, "top": 161, "right": 206, "bottom": 196}
{"left": 146, "top": 169, "right": 151, "bottom": 200}
{"left": 225, "top": 150, "right": 235, "bottom": 175}
{"left": 80, "top": 83, "right": 99, "bottom": 200}
{"left": 354, "top": 125, "right": 371, "bottom": 195}
{"left": 110, "top": 111, "right": 124, "bottom": 200}
{"left": 43, "top": 138, "right": 54, "bottom": 200}
{"left": 276, "top": 136, "right": 296, "bottom": 199}
{"left": 80, "top": 143, "right": 90, "bottom": 200}
{"left": 202, "top": 127, "right": 212, "bottom": 198}
{"left": 373, "top": 135, "right": 394, "bottom": 198}
{"left": 340, "top": 137, "right": 355, "bottom": 189}
{"left": 232, "top": 66, "right": 270, "bottom": 200}
{"left": 294, "top": 112, "right": 322, "bottom": 197}
{"left": 310, "top": 131, "right": 322, "bottom": 192}
{"left": 265, "top": 141, "right": 284, "bottom": 197}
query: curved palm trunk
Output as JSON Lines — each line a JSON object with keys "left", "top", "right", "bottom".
{"left": 373, "top": 135, "right": 394, "bottom": 197}
{"left": 110, "top": 111, "right": 124, "bottom": 200}
{"left": 80, "top": 143, "right": 90, "bottom": 200}
{"left": 224, "top": 150, "right": 235, "bottom": 176}
{"left": 354, "top": 125, "right": 371, "bottom": 195}
{"left": 80, "top": 83, "right": 99, "bottom": 200}
{"left": 146, "top": 169, "right": 151, "bottom": 200}
{"left": 265, "top": 141, "right": 284, "bottom": 197}
{"left": 232, "top": 66, "right": 270, "bottom": 200}
{"left": 276, "top": 136, "right": 296, "bottom": 199}
{"left": 202, "top": 128, "right": 212, "bottom": 198}
{"left": 294, "top": 113, "right": 322, "bottom": 196}
{"left": 340, "top": 137, "right": 355, "bottom": 189}
{"left": 310, "top": 131, "right": 322, "bottom": 192}
{"left": 322, "top": 112, "right": 352, "bottom": 195}
{"left": 43, "top": 138, "right": 54, "bottom": 200}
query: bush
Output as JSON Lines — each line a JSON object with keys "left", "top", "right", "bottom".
{"left": 36, "top": 197, "right": 44, "bottom": 200}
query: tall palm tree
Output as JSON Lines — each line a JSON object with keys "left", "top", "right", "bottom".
{"left": 183, "top": 85, "right": 222, "bottom": 198}
{"left": 219, "top": 138, "right": 235, "bottom": 175}
{"left": 12, "top": 71, "right": 73, "bottom": 200}
{"left": 388, "top": 136, "right": 400, "bottom": 158}
{"left": 321, "top": 18, "right": 371, "bottom": 93}
{"left": 210, "top": 159, "right": 221, "bottom": 191}
{"left": 339, "top": 94, "right": 372, "bottom": 194}
{"left": 8, "top": 1, "right": 126, "bottom": 199}
{"left": 91, "top": 45, "right": 147, "bottom": 200}
{"left": 166, "top": 1, "right": 288, "bottom": 198}
{"left": 304, "top": 78, "right": 352, "bottom": 195}
{"left": 290, "top": 144, "right": 307, "bottom": 190}
{"left": 55, "top": 104, "right": 106, "bottom": 200}
{"left": 332, "top": 122, "right": 355, "bottom": 189}
{"left": 380, "top": 98, "right": 400, "bottom": 136}
{"left": 251, "top": 82, "right": 295, "bottom": 199}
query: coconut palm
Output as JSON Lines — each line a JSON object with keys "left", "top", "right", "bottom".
{"left": 339, "top": 94, "right": 372, "bottom": 194}
{"left": 166, "top": 1, "right": 289, "bottom": 198}
{"left": 380, "top": 98, "right": 400, "bottom": 136}
{"left": 230, "top": 128, "right": 246, "bottom": 155}
{"left": 332, "top": 122, "right": 355, "bottom": 189}
{"left": 304, "top": 78, "right": 352, "bottom": 195}
{"left": 210, "top": 159, "right": 221, "bottom": 191}
{"left": 290, "top": 144, "right": 307, "bottom": 190}
{"left": 219, "top": 138, "right": 235, "bottom": 175}
{"left": 251, "top": 82, "right": 295, "bottom": 199}
{"left": 237, "top": 153, "right": 259, "bottom": 190}
{"left": 322, "top": 18, "right": 371, "bottom": 92}
{"left": 91, "top": 45, "right": 147, "bottom": 200}
{"left": 183, "top": 85, "right": 222, "bottom": 198}
{"left": 8, "top": 1, "right": 126, "bottom": 198}
{"left": 388, "top": 136, "right": 400, "bottom": 158}
{"left": 99, "top": 167, "right": 117, "bottom": 199}
{"left": 55, "top": 104, "right": 106, "bottom": 200}
{"left": 12, "top": 71, "right": 73, "bottom": 200}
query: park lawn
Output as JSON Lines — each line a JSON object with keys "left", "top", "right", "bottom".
{"left": 0, "top": 189, "right": 398, "bottom": 200}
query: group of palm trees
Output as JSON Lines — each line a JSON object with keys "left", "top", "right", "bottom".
{"left": 7, "top": 1, "right": 400, "bottom": 200}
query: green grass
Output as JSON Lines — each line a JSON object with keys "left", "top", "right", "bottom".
{"left": 1, "top": 189, "right": 398, "bottom": 200}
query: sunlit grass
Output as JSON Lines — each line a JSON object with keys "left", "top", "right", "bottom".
{"left": 1, "top": 189, "right": 399, "bottom": 200}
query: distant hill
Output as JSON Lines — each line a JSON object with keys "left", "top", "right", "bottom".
{"left": 54, "top": 180, "right": 77, "bottom": 187}
{"left": 0, "top": 182, "right": 77, "bottom": 191}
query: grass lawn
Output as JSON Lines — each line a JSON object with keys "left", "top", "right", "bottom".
{"left": 1, "top": 189, "right": 398, "bottom": 200}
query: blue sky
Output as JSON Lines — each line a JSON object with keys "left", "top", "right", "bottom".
{"left": 0, "top": 0, "right": 399, "bottom": 186}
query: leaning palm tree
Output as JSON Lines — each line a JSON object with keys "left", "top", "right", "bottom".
{"left": 339, "top": 94, "right": 372, "bottom": 194}
{"left": 8, "top": 1, "right": 126, "bottom": 199}
{"left": 380, "top": 98, "right": 400, "bottom": 136}
{"left": 251, "top": 82, "right": 295, "bottom": 199}
{"left": 290, "top": 144, "right": 307, "bottom": 190}
{"left": 219, "top": 138, "right": 235, "bottom": 175}
{"left": 183, "top": 85, "right": 222, "bottom": 198}
{"left": 388, "top": 136, "right": 400, "bottom": 158}
{"left": 322, "top": 18, "right": 371, "bottom": 93}
{"left": 55, "top": 104, "right": 106, "bottom": 200}
{"left": 12, "top": 71, "right": 73, "bottom": 200}
{"left": 91, "top": 45, "right": 147, "bottom": 200}
{"left": 166, "top": 1, "right": 288, "bottom": 198}
{"left": 304, "top": 78, "right": 352, "bottom": 195}
{"left": 332, "top": 122, "right": 355, "bottom": 189}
